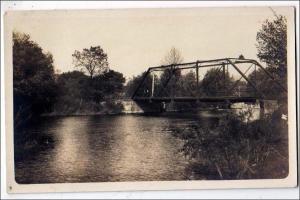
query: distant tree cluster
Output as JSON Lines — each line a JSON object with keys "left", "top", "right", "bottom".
{"left": 53, "top": 45, "right": 125, "bottom": 114}
{"left": 13, "top": 33, "right": 126, "bottom": 126}
{"left": 54, "top": 69, "right": 125, "bottom": 114}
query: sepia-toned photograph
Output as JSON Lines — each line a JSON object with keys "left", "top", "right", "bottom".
{"left": 3, "top": 5, "right": 298, "bottom": 193}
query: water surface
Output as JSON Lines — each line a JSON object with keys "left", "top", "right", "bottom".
{"left": 15, "top": 114, "right": 215, "bottom": 183}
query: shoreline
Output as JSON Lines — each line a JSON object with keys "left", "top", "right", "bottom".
{"left": 41, "top": 111, "right": 144, "bottom": 117}
{"left": 41, "top": 109, "right": 230, "bottom": 118}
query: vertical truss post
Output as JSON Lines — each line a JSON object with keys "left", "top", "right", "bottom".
{"left": 151, "top": 73, "right": 155, "bottom": 97}
{"left": 222, "top": 62, "right": 226, "bottom": 96}
{"left": 171, "top": 64, "right": 175, "bottom": 101}
{"left": 227, "top": 64, "right": 229, "bottom": 95}
{"left": 254, "top": 64, "right": 257, "bottom": 97}
{"left": 196, "top": 61, "right": 199, "bottom": 98}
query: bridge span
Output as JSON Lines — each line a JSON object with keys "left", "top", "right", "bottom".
{"left": 130, "top": 58, "right": 286, "bottom": 115}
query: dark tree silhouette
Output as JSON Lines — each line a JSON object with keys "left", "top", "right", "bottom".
{"left": 13, "top": 32, "right": 58, "bottom": 129}
{"left": 248, "top": 14, "right": 287, "bottom": 101}
{"left": 256, "top": 15, "right": 287, "bottom": 77}
{"left": 72, "top": 46, "right": 109, "bottom": 79}
{"left": 201, "top": 68, "right": 234, "bottom": 97}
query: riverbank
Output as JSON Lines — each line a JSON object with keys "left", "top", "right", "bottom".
{"left": 175, "top": 107, "right": 289, "bottom": 180}
{"left": 44, "top": 100, "right": 125, "bottom": 116}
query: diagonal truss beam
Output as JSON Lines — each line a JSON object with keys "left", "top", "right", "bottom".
{"left": 131, "top": 68, "right": 151, "bottom": 99}
{"left": 226, "top": 59, "right": 263, "bottom": 98}
{"left": 252, "top": 60, "right": 287, "bottom": 92}
{"left": 157, "top": 66, "right": 175, "bottom": 97}
{"left": 227, "top": 63, "right": 253, "bottom": 93}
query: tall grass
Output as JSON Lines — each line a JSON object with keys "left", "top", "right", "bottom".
{"left": 175, "top": 108, "right": 288, "bottom": 180}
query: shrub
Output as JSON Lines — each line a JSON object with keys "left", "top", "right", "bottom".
{"left": 177, "top": 109, "right": 288, "bottom": 180}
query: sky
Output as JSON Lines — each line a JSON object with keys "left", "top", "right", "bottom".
{"left": 10, "top": 7, "right": 293, "bottom": 79}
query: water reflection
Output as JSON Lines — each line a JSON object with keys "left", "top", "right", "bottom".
{"left": 108, "top": 116, "right": 188, "bottom": 181}
{"left": 51, "top": 117, "right": 92, "bottom": 182}
{"left": 15, "top": 114, "right": 211, "bottom": 183}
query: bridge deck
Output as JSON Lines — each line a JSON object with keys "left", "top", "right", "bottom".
{"left": 133, "top": 96, "right": 259, "bottom": 103}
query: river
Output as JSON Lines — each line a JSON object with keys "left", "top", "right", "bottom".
{"left": 15, "top": 113, "right": 218, "bottom": 184}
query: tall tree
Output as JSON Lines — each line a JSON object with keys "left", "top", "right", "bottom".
{"left": 256, "top": 15, "right": 287, "bottom": 78}
{"left": 162, "top": 47, "right": 184, "bottom": 65}
{"left": 72, "top": 46, "right": 109, "bottom": 79}
{"left": 248, "top": 14, "right": 287, "bottom": 101}
{"left": 13, "top": 32, "right": 57, "bottom": 128}
{"left": 158, "top": 47, "right": 184, "bottom": 97}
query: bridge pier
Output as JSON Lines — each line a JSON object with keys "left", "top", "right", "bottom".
{"left": 230, "top": 100, "right": 278, "bottom": 121}
{"left": 259, "top": 100, "right": 265, "bottom": 119}
{"left": 258, "top": 100, "right": 278, "bottom": 117}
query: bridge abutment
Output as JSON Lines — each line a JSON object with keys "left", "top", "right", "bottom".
{"left": 230, "top": 100, "right": 278, "bottom": 121}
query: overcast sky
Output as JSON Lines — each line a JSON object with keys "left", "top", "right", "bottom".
{"left": 11, "top": 7, "right": 292, "bottom": 79}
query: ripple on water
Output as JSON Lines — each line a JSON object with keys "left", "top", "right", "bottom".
{"left": 15, "top": 114, "right": 212, "bottom": 183}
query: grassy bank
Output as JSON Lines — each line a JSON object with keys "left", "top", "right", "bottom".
{"left": 174, "top": 107, "right": 289, "bottom": 180}
{"left": 44, "top": 100, "right": 124, "bottom": 116}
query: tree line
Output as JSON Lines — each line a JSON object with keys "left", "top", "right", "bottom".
{"left": 13, "top": 33, "right": 125, "bottom": 131}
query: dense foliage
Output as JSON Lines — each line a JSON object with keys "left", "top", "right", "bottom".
{"left": 256, "top": 15, "right": 287, "bottom": 76}
{"left": 201, "top": 68, "right": 235, "bottom": 97}
{"left": 14, "top": 32, "right": 126, "bottom": 119}
{"left": 13, "top": 32, "right": 58, "bottom": 129}
{"left": 173, "top": 108, "right": 288, "bottom": 180}
{"left": 53, "top": 69, "right": 125, "bottom": 115}
{"left": 248, "top": 15, "right": 287, "bottom": 101}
